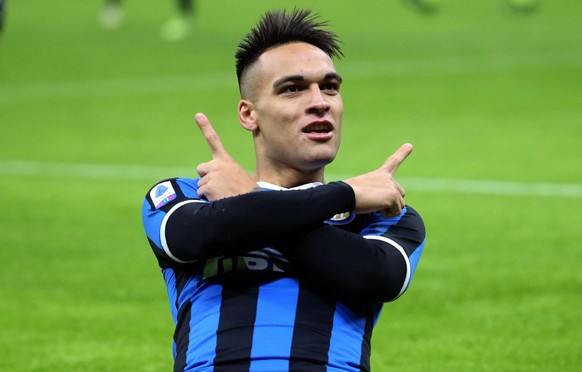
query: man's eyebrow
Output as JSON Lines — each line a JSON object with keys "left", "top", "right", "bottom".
{"left": 324, "top": 72, "right": 343, "bottom": 84}
{"left": 272, "top": 75, "right": 305, "bottom": 89}
{"left": 272, "top": 72, "right": 343, "bottom": 90}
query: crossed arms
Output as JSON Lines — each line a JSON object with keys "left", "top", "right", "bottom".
{"left": 146, "top": 113, "right": 426, "bottom": 303}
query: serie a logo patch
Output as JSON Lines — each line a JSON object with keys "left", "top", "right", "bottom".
{"left": 150, "top": 181, "right": 177, "bottom": 209}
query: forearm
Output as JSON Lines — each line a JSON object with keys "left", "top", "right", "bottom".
{"left": 281, "top": 206, "right": 426, "bottom": 303}
{"left": 281, "top": 226, "right": 406, "bottom": 303}
{"left": 165, "top": 181, "right": 355, "bottom": 261}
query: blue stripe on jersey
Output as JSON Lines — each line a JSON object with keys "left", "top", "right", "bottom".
{"left": 408, "top": 237, "right": 426, "bottom": 277}
{"left": 162, "top": 268, "right": 179, "bottom": 324}
{"left": 163, "top": 266, "right": 223, "bottom": 370}
{"left": 250, "top": 278, "right": 300, "bottom": 371}
{"left": 182, "top": 281, "right": 222, "bottom": 369}
{"left": 175, "top": 178, "right": 202, "bottom": 199}
{"left": 142, "top": 198, "right": 166, "bottom": 248}
{"left": 359, "top": 207, "right": 406, "bottom": 237}
{"left": 327, "top": 302, "right": 369, "bottom": 371}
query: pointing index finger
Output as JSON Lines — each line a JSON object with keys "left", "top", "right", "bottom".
{"left": 195, "top": 113, "right": 229, "bottom": 159}
{"left": 383, "top": 143, "right": 413, "bottom": 175}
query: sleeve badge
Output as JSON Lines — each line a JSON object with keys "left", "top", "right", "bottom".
{"left": 150, "top": 181, "right": 177, "bottom": 209}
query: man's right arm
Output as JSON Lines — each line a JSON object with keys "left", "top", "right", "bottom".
{"left": 142, "top": 178, "right": 356, "bottom": 263}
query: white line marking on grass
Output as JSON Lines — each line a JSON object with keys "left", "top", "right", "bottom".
{"left": 397, "top": 177, "right": 582, "bottom": 198}
{"left": 0, "top": 160, "right": 188, "bottom": 181}
{"left": 2, "top": 160, "right": 582, "bottom": 198}
{"left": 1, "top": 50, "right": 581, "bottom": 103}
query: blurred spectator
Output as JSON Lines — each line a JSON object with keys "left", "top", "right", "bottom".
{"left": 100, "top": 0, "right": 123, "bottom": 29}
{"left": 505, "top": 0, "right": 540, "bottom": 13}
{"left": 402, "top": 0, "right": 540, "bottom": 15}
{"left": 402, "top": 0, "right": 442, "bottom": 15}
{"left": 100, "top": 0, "right": 196, "bottom": 41}
{"left": 0, "top": 0, "right": 5, "bottom": 34}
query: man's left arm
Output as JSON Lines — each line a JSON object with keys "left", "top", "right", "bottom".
{"left": 279, "top": 206, "right": 426, "bottom": 304}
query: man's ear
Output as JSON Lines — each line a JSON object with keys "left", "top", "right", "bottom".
{"left": 238, "top": 100, "right": 258, "bottom": 131}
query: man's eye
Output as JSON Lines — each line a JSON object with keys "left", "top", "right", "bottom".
{"left": 284, "top": 85, "right": 300, "bottom": 93}
{"left": 322, "top": 83, "right": 339, "bottom": 92}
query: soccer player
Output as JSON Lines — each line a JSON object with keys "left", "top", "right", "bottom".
{"left": 142, "top": 9, "right": 426, "bottom": 371}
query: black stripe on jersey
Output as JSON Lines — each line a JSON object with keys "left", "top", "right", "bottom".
{"left": 289, "top": 286, "right": 336, "bottom": 371}
{"left": 174, "top": 268, "right": 198, "bottom": 309}
{"left": 386, "top": 206, "right": 426, "bottom": 256}
{"left": 171, "top": 268, "right": 207, "bottom": 371}
{"left": 173, "top": 300, "right": 192, "bottom": 372}
{"left": 214, "top": 286, "right": 259, "bottom": 371}
{"left": 359, "top": 303, "right": 381, "bottom": 372}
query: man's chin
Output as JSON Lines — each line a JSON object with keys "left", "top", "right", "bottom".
{"left": 304, "top": 153, "right": 337, "bottom": 170}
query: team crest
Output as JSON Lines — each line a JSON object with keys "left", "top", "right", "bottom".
{"left": 150, "top": 181, "right": 177, "bottom": 209}
{"left": 326, "top": 211, "right": 355, "bottom": 225}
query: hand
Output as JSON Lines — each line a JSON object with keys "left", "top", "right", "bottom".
{"left": 194, "top": 113, "right": 258, "bottom": 201}
{"left": 343, "top": 143, "right": 413, "bottom": 217}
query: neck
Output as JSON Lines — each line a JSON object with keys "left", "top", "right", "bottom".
{"left": 252, "top": 167, "right": 326, "bottom": 188}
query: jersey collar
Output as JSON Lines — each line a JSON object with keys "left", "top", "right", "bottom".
{"left": 256, "top": 181, "right": 323, "bottom": 191}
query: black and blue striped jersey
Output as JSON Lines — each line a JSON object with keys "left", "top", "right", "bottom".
{"left": 142, "top": 177, "right": 426, "bottom": 371}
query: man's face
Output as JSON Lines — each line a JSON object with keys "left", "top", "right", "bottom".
{"left": 244, "top": 42, "right": 344, "bottom": 174}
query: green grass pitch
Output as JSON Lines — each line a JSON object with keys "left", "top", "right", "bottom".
{"left": 1, "top": 0, "right": 581, "bottom": 370}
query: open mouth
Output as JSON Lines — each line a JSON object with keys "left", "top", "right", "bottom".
{"left": 302, "top": 122, "right": 333, "bottom": 134}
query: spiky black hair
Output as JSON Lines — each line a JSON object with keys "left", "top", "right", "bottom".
{"left": 235, "top": 9, "right": 343, "bottom": 87}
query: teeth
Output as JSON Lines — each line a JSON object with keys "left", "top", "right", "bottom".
{"left": 305, "top": 124, "right": 331, "bottom": 133}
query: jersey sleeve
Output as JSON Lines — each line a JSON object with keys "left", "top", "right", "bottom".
{"left": 142, "top": 179, "right": 356, "bottom": 265}
{"left": 142, "top": 178, "right": 207, "bottom": 265}
{"left": 360, "top": 206, "right": 426, "bottom": 298}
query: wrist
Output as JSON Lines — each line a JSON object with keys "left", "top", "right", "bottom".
{"left": 330, "top": 181, "right": 357, "bottom": 212}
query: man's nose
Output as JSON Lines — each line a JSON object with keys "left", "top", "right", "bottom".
{"left": 306, "top": 85, "right": 330, "bottom": 114}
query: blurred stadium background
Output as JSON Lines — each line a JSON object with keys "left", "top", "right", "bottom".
{"left": 1, "top": 0, "right": 581, "bottom": 370}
